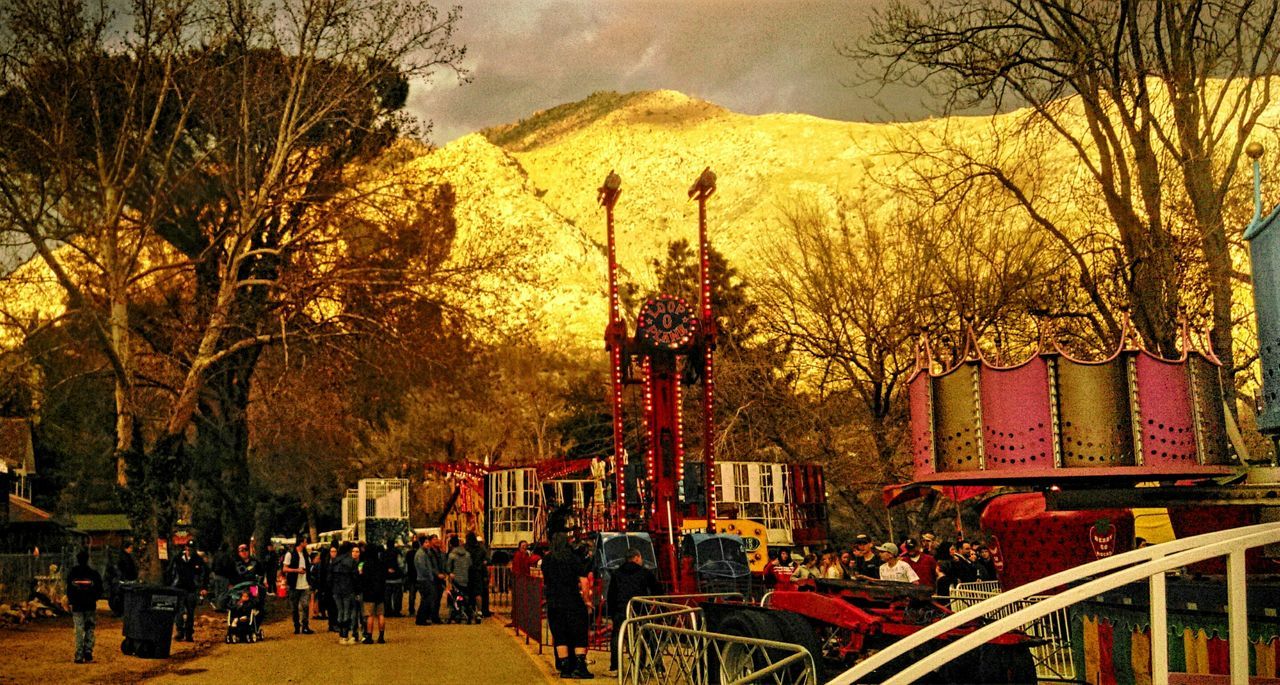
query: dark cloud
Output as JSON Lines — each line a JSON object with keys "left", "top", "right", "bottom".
{"left": 410, "top": 0, "right": 930, "bottom": 144}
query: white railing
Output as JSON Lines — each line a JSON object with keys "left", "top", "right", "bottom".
{"left": 832, "top": 521, "right": 1280, "bottom": 684}
{"left": 948, "top": 581, "right": 1075, "bottom": 680}
{"left": 949, "top": 579, "right": 1000, "bottom": 598}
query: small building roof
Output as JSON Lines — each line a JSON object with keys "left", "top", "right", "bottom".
{"left": 0, "top": 418, "right": 35, "bottom": 475}
{"left": 9, "top": 493, "right": 52, "bottom": 523}
{"left": 72, "top": 514, "right": 132, "bottom": 533}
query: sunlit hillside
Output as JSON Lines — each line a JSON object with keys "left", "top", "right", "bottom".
{"left": 430, "top": 88, "right": 1278, "bottom": 350}
{"left": 7, "top": 88, "right": 1280, "bottom": 353}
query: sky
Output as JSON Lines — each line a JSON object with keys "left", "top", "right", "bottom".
{"left": 409, "top": 0, "right": 928, "bottom": 144}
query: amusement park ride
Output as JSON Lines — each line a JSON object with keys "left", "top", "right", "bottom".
{"left": 431, "top": 149, "right": 1280, "bottom": 683}
{"left": 598, "top": 167, "right": 739, "bottom": 589}
{"left": 422, "top": 169, "right": 822, "bottom": 592}
{"left": 603, "top": 147, "right": 1280, "bottom": 684}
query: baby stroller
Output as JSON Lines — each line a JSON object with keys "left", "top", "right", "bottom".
{"left": 223, "top": 580, "right": 265, "bottom": 643}
{"left": 446, "top": 581, "right": 477, "bottom": 624}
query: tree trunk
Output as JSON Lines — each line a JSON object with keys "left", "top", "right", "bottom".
{"left": 304, "top": 501, "right": 318, "bottom": 545}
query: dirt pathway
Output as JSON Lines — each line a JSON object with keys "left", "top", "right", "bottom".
{"left": 0, "top": 600, "right": 558, "bottom": 685}
{"left": 143, "top": 614, "right": 556, "bottom": 685}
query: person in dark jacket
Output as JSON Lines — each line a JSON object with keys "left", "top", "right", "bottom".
{"left": 413, "top": 536, "right": 443, "bottom": 625}
{"left": 234, "top": 543, "right": 261, "bottom": 583}
{"left": 405, "top": 539, "right": 420, "bottom": 616}
{"left": 606, "top": 548, "right": 661, "bottom": 673}
{"left": 169, "top": 542, "right": 207, "bottom": 642}
{"left": 68, "top": 550, "right": 103, "bottom": 663}
{"left": 108, "top": 542, "right": 139, "bottom": 616}
{"left": 260, "top": 541, "right": 279, "bottom": 595}
{"left": 321, "top": 545, "right": 338, "bottom": 631}
{"left": 542, "top": 532, "right": 593, "bottom": 679}
{"left": 383, "top": 542, "right": 404, "bottom": 617}
{"left": 210, "top": 543, "right": 236, "bottom": 602}
{"left": 976, "top": 545, "right": 999, "bottom": 581}
{"left": 464, "top": 532, "right": 491, "bottom": 618}
{"left": 428, "top": 535, "right": 447, "bottom": 622}
{"left": 360, "top": 542, "right": 388, "bottom": 644}
{"left": 330, "top": 543, "right": 360, "bottom": 644}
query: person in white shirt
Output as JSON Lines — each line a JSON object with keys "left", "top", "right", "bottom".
{"left": 876, "top": 542, "right": 919, "bottom": 584}
{"left": 791, "top": 553, "right": 819, "bottom": 580}
{"left": 283, "top": 539, "right": 314, "bottom": 634}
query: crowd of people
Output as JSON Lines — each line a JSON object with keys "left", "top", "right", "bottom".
{"left": 67, "top": 531, "right": 496, "bottom": 663}
{"left": 68, "top": 526, "right": 997, "bottom": 670}
{"left": 767, "top": 532, "right": 1000, "bottom": 595}
{"left": 219, "top": 532, "right": 494, "bottom": 645}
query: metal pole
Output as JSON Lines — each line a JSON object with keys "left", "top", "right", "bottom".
{"left": 689, "top": 168, "right": 717, "bottom": 533}
{"left": 599, "top": 172, "right": 626, "bottom": 530}
{"left": 666, "top": 499, "right": 679, "bottom": 586}
{"left": 1149, "top": 571, "right": 1168, "bottom": 684}
{"left": 1227, "top": 549, "right": 1249, "bottom": 685}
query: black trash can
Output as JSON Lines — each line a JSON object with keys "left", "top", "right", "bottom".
{"left": 120, "top": 585, "right": 181, "bottom": 658}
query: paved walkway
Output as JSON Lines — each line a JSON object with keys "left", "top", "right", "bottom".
{"left": 145, "top": 616, "right": 555, "bottom": 685}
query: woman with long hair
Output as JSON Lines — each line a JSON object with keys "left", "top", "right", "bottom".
{"left": 541, "top": 532, "right": 593, "bottom": 679}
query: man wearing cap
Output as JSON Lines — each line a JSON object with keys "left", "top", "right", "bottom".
{"left": 170, "top": 542, "right": 207, "bottom": 642}
{"left": 876, "top": 543, "right": 919, "bottom": 583}
{"left": 921, "top": 533, "right": 938, "bottom": 555}
{"left": 851, "top": 535, "right": 880, "bottom": 580}
{"left": 901, "top": 537, "right": 937, "bottom": 587}
{"left": 235, "top": 543, "right": 261, "bottom": 583}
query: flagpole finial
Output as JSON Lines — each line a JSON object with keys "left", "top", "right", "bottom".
{"left": 1249, "top": 142, "right": 1266, "bottom": 232}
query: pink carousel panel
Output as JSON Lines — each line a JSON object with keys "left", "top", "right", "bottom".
{"left": 1133, "top": 353, "right": 1198, "bottom": 467}
{"left": 980, "top": 358, "right": 1055, "bottom": 473}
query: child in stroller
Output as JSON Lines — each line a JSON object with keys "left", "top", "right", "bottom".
{"left": 446, "top": 580, "right": 477, "bottom": 624}
{"left": 224, "top": 580, "right": 265, "bottom": 643}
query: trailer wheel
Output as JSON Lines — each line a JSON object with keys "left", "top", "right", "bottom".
{"left": 766, "top": 609, "right": 827, "bottom": 680}
{"left": 715, "top": 610, "right": 786, "bottom": 682}
{"left": 860, "top": 642, "right": 952, "bottom": 684}
{"left": 977, "top": 644, "right": 1037, "bottom": 684}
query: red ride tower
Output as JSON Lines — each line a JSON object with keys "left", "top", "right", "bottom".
{"left": 599, "top": 169, "right": 722, "bottom": 587}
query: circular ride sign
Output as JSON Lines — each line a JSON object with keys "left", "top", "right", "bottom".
{"left": 637, "top": 295, "right": 698, "bottom": 350}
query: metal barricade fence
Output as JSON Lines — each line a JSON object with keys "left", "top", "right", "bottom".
{"left": 948, "top": 581, "right": 1076, "bottom": 682}
{"left": 510, "top": 570, "right": 550, "bottom": 649}
{"left": 489, "top": 563, "right": 513, "bottom": 613}
{"left": 620, "top": 595, "right": 818, "bottom": 685}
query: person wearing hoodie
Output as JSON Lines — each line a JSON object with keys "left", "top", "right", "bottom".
{"left": 330, "top": 543, "right": 360, "bottom": 644}
{"left": 464, "top": 532, "right": 491, "bottom": 618}
{"left": 68, "top": 549, "right": 103, "bottom": 663}
{"left": 605, "top": 549, "right": 661, "bottom": 674}
{"left": 445, "top": 536, "right": 473, "bottom": 621}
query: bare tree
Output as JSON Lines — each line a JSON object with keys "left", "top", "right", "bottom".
{"left": 0, "top": 0, "right": 469, "bottom": 574}
{"left": 857, "top": 0, "right": 1280, "bottom": 412}
{"left": 755, "top": 198, "right": 931, "bottom": 536}
{"left": 0, "top": 0, "right": 203, "bottom": 484}
{"left": 757, "top": 191, "right": 1059, "bottom": 537}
